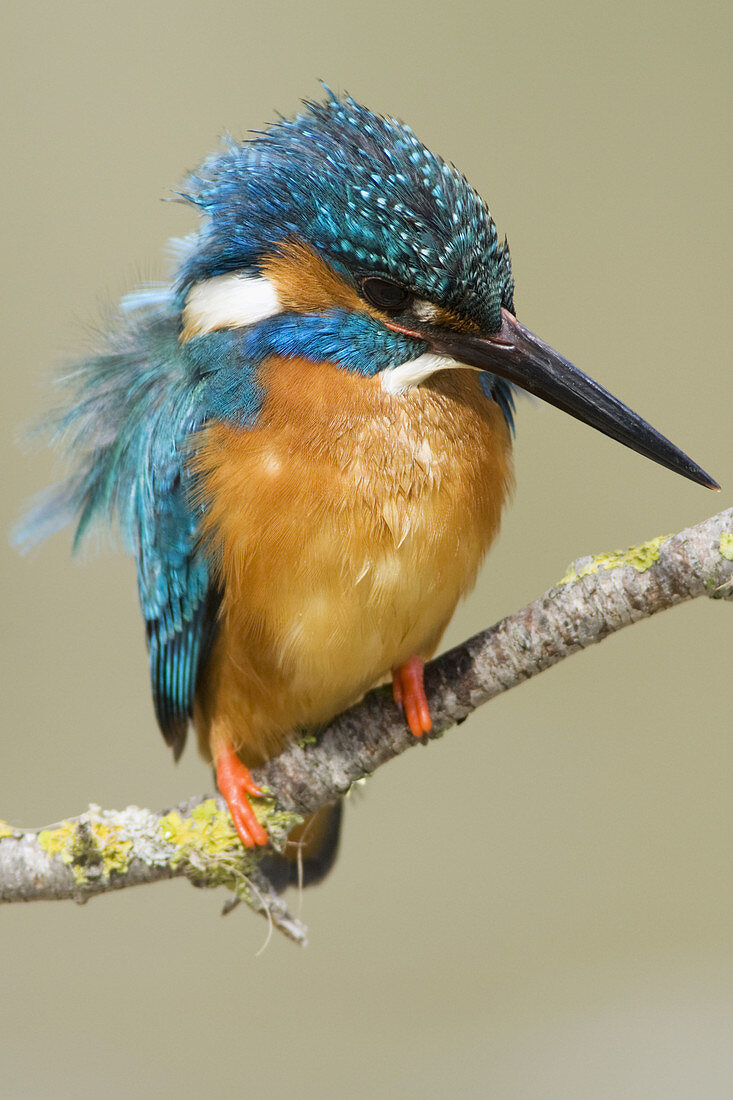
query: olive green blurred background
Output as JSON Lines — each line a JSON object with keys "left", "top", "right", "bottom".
{"left": 1, "top": 1, "right": 730, "bottom": 1096}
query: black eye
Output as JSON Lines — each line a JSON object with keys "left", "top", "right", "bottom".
{"left": 360, "top": 276, "right": 411, "bottom": 312}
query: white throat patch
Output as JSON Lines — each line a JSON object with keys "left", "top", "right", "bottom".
{"left": 181, "top": 273, "right": 282, "bottom": 341}
{"left": 380, "top": 352, "right": 460, "bottom": 394}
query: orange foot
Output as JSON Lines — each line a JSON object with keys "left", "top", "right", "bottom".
{"left": 392, "top": 656, "right": 432, "bottom": 738}
{"left": 216, "top": 744, "right": 268, "bottom": 848}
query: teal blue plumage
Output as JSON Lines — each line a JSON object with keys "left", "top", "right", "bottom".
{"left": 177, "top": 90, "right": 515, "bottom": 332}
{"left": 18, "top": 295, "right": 214, "bottom": 759}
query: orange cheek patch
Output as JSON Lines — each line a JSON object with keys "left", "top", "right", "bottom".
{"left": 261, "top": 241, "right": 384, "bottom": 320}
{"left": 430, "top": 304, "right": 481, "bottom": 334}
{"left": 262, "top": 241, "right": 482, "bottom": 335}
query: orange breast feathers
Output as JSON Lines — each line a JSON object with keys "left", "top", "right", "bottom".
{"left": 191, "top": 357, "right": 513, "bottom": 768}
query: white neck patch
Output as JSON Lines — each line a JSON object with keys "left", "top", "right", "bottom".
{"left": 380, "top": 352, "right": 460, "bottom": 394}
{"left": 181, "top": 272, "right": 282, "bottom": 341}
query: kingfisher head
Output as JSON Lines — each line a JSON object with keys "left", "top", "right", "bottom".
{"left": 175, "top": 90, "right": 716, "bottom": 489}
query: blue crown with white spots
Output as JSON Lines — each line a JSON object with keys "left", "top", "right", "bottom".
{"left": 177, "top": 90, "right": 514, "bottom": 333}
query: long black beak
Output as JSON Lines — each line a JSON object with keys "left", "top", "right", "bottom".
{"left": 396, "top": 308, "right": 718, "bottom": 490}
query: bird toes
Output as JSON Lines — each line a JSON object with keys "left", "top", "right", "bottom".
{"left": 216, "top": 745, "right": 269, "bottom": 848}
{"left": 392, "top": 656, "right": 433, "bottom": 738}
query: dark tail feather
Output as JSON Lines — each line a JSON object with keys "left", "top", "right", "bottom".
{"left": 261, "top": 801, "right": 343, "bottom": 893}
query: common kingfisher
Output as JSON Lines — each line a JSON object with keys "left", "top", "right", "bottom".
{"left": 22, "top": 92, "right": 717, "bottom": 886}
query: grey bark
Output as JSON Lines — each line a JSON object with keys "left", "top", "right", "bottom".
{"left": 1, "top": 508, "right": 730, "bottom": 943}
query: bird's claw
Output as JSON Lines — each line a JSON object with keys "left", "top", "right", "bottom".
{"left": 216, "top": 744, "right": 269, "bottom": 848}
{"left": 392, "top": 656, "right": 433, "bottom": 738}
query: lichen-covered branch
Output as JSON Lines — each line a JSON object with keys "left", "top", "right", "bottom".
{"left": 2, "top": 508, "right": 730, "bottom": 942}
{"left": 0, "top": 798, "right": 308, "bottom": 942}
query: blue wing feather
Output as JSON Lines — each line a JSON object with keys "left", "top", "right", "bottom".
{"left": 17, "top": 294, "right": 216, "bottom": 759}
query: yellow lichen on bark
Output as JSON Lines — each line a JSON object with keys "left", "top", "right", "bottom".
{"left": 558, "top": 535, "right": 671, "bottom": 586}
